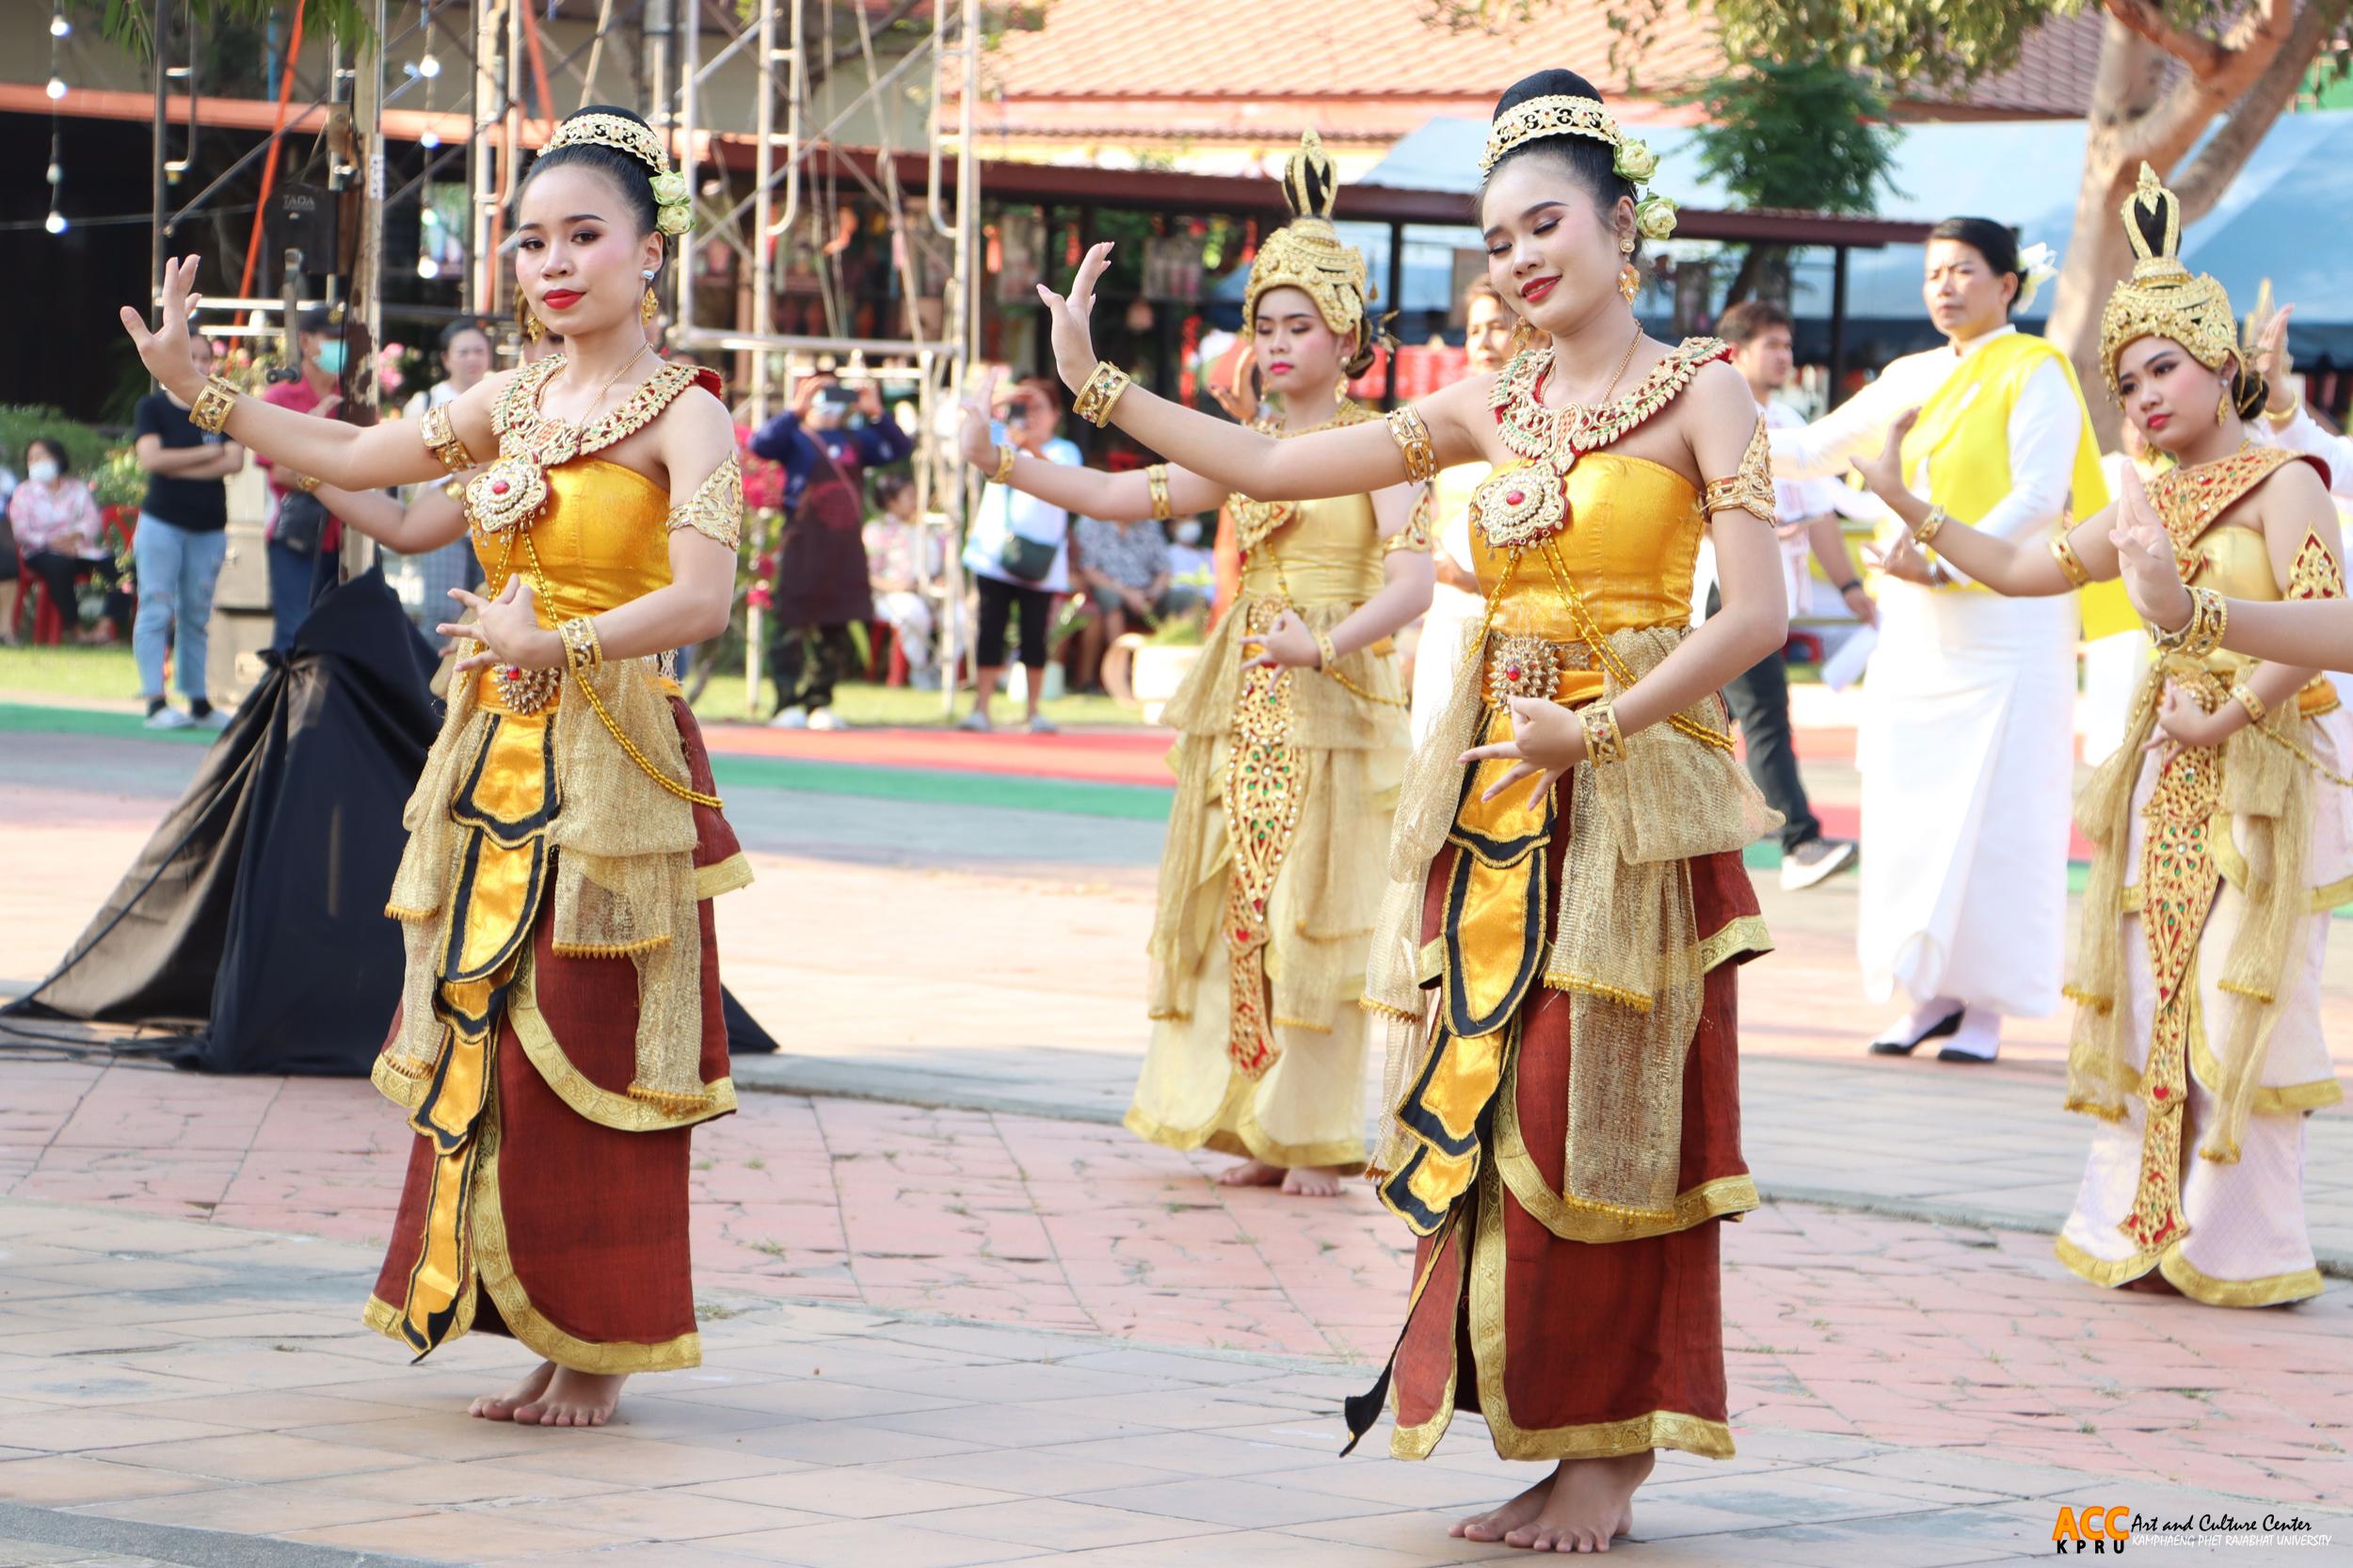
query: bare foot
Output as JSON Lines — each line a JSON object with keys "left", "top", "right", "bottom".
{"left": 513, "top": 1367, "right": 629, "bottom": 1427}
{"left": 1454, "top": 1467, "right": 1556, "bottom": 1541}
{"left": 469, "top": 1358, "right": 555, "bottom": 1421}
{"left": 1505, "top": 1450, "right": 1652, "bottom": 1552}
{"left": 1279, "top": 1164, "right": 1344, "bottom": 1197}
{"left": 1216, "top": 1159, "right": 1285, "bottom": 1188}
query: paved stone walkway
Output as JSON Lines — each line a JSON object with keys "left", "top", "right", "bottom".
{"left": 5, "top": 717, "right": 2352, "bottom": 1563}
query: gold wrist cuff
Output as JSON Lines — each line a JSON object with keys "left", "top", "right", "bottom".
{"left": 2048, "top": 533, "right": 2091, "bottom": 588}
{"left": 1146, "top": 463, "right": 1172, "bottom": 521}
{"left": 419, "top": 404, "right": 478, "bottom": 472}
{"left": 2232, "top": 682, "right": 2267, "bottom": 726}
{"left": 1385, "top": 405, "right": 1438, "bottom": 483}
{"left": 1911, "top": 505, "right": 1951, "bottom": 548}
{"left": 189, "top": 376, "right": 239, "bottom": 436}
{"left": 1074, "top": 360, "right": 1131, "bottom": 427}
{"left": 2265, "top": 404, "right": 2300, "bottom": 431}
{"left": 1580, "top": 700, "right": 1627, "bottom": 766}
{"left": 290, "top": 472, "right": 324, "bottom": 495}
{"left": 991, "top": 443, "right": 1017, "bottom": 484}
{"left": 2152, "top": 584, "right": 2229, "bottom": 658}
{"left": 558, "top": 616, "right": 604, "bottom": 675}
{"left": 1312, "top": 627, "right": 1339, "bottom": 672}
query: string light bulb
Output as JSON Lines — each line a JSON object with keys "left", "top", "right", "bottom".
{"left": 45, "top": 76, "right": 66, "bottom": 101}
{"left": 45, "top": 212, "right": 66, "bottom": 235}
{"left": 418, "top": 52, "right": 440, "bottom": 78}
{"left": 49, "top": 13, "right": 70, "bottom": 37}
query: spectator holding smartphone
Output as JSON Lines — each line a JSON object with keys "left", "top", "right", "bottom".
{"left": 958, "top": 376, "right": 1077, "bottom": 733}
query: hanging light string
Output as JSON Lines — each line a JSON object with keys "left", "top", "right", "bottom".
{"left": 45, "top": 1, "right": 69, "bottom": 234}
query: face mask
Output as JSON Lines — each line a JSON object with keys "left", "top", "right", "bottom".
{"left": 1174, "top": 521, "right": 1202, "bottom": 546}
{"left": 28, "top": 459, "right": 60, "bottom": 485}
{"left": 313, "top": 342, "right": 347, "bottom": 376}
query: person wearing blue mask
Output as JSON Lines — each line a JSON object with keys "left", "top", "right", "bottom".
{"left": 254, "top": 305, "right": 350, "bottom": 648}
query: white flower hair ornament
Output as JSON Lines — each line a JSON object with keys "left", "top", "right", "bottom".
{"left": 2015, "top": 242, "right": 2059, "bottom": 312}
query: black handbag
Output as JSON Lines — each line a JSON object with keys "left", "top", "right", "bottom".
{"left": 275, "top": 488, "right": 329, "bottom": 557}
{"left": 996, "top": 530, "right": 1058, "bottom": 584}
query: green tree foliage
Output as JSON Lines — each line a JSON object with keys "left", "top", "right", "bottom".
{"left": 1680, "top": 57, "right": 1900, "bottom": 214}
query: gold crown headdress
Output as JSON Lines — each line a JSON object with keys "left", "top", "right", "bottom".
{"left": 542, "top": 112, "right": 695, "bottom": 237}
{"left": 1479, "top": 93, "right": 1677, "bottom": 240}
{"left": 2097, "top": 162, "right": 2235, "bottom": 402}
{"left": 1241, "top": 131, "right": 1371, "bottom": 347}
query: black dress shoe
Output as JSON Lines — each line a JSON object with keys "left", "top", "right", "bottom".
{"left": 1868, "top": 1007, "right": 1962, "bottom": 1056}
{"left": 1934, "top": 1045, "right": 1998, "bottom": 1064}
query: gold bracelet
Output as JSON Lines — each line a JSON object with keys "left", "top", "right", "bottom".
{"left": 2231, "top": 682, "right": 2267, "bottom": 726}
{"left": 290, "top": 472, "right": 323, "bottom": 495}
{"left": 991, "top": 443, "right": 1017, "bottom": 484}
{"left": 1911, "top": 505, "right": 1951, "bottom": 548}
{"left": 1579, "top": 700, "right": 1627, "bottom": 766}
{"left": 1385, "top": 405, "right": 1438, "bottom": 483}
{"left": 2048, "top": 533, "right": 2091, "bottom": 588}
{"left": 419, "top": 404, "right": 478, "bottom": 472}
{"left": 2151, "top": 584, "right": 2228, "bottom": 658}
{"left": 189, "top": 375, "right": 239, "bottom": 436}
{"left": 2265, "top": 404, "right": 2300, "bottom": 431}
{"left": 1146, "top": 463, "right": 1172, "bottom": 522}
{"left": 1073, "top": 360, "right": 1131, "bottom": 427}
{"left": 1312, "top": 627, "right": 1339, "bottom": 672}
{"left": 558, "top": 616, "right": 604, "bottom": 675}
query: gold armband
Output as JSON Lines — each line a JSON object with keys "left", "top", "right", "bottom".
{"left": 1911, "top": 505, "right": 1951, "bottom": 548}
{"left": 558, "top": 616, "right": 604, "bottom": 675}
{"left": 1579, "top": 700, "right": 1627, "bottom": 766}
{"left": 990, "top": 443, "right": 1017, "bottom": 485}
{"left": 665, "top": 453, "right": 744, "bottom": 551}
{"left": 289, "top": 472, "right": 324, "bottom": 495}
{"left": 2265, "top": 404, "right": 2300, "bottom": 432}
{"left": 1384, "top": 486, "right": 1434, "bottom": 555}
{"left": 1385, "top": 405, "right": 1438, "bottom": 483}
{"left": 189, "top": 376, "right": 239, "bottom": 436}
{"left": 419, "top": 404, "right": 478, "bottom": 472}
{"left": 1073, "top": 360, "right": 1131, "bottom": 427}
{"left": 2231, "top": 682, "right": 2267, "bottom": 726}
{"left": 1146, "top": 464, "right": 1172, "bottom": 522}
{"left": 2151, "top": 584, "right": 2228, "bottom": 658}
{"left": 2048, "top": 533, "right": 2091, "bottom": 588}
{"left": 1701, "top": 417, "right": 1776, "bottom": 525}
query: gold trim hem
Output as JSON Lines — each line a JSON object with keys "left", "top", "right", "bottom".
{"left": 1124, "top": 1092, "right": 1368, "bottom": 1176}
{"left": 2054, "top": 1234, "right": 2325, "bottom": 1307}
{"left": 695, "top": 852, "right": 756, "bottom": 901}
{"left": 1697, "top": 913, "right": 1773, "bottom": 973}
{"left": 510, "top": 957, "right": 737, "bottom": 1132}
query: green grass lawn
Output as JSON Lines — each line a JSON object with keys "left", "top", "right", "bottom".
{"left": 0, "top": 643, "right": 141, "bottom": 705}
{"left": 0, "top": 642, "right": 1148, "bottom": 729}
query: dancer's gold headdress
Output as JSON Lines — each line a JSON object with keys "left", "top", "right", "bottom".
{"left": 1241, "top": 131, "right": 1370, "bottom": 345}
{"left": 1479, "top": 93, "right": 1677, "bottom": 240}
{"left": 2098, "top": 162, "right": 2235, "bottom": 402}
{"left": 542, "top": 112, "right": 695, "bottom": 236}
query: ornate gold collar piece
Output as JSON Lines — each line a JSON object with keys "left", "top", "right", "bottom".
{"left": 466, "top": 357, "right": 695, "bottom": 535}
{"left": 2145, "top": 442, "right": 2301, "bottom": 555}
{"left": 1229, "top": 400, "right": 1376, "bottom": 555}
{"left": 1491, "top": 337, "right": 1729, "bottom": 472}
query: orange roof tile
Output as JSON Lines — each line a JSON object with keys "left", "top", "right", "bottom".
{"left": 972, "top": 0, "right": 2105, "bottom": 142}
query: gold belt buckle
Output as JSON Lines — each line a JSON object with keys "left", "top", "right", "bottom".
{"left": 1487, "top": 632, "right": 1580, "bottom": 705}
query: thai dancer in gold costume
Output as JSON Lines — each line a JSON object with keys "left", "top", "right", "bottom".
{"left": 961, "top": 135, "right": 1433, "bottom": 1197}
{"left": 117, "top": 106, "right": 748, "bottom": 1422}
{"left": 1027, "top": 68, "right": 1787, "bottom": 1552}
{"left": 1863, "top": 166, "right": 2347, "bottom": 1308}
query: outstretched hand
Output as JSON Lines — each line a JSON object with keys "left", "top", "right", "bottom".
{"left": 2107, "top": 468, "right": 2193, "bottom": 633}
{"left": 2252, "top": 304, "right": 2297, "bottom": 416}
{"left": 1459, "top": 696, "right": 1586, "bottom": 810}
{"left": 1849, "top": 407, "right": 1918, "bottom": 503}
{"left": 959, "top": 399, "right": 998, "bottom": 471}
{"left": 440, "top": 578, "right": 558, "bottom": 675}
{"left": 1036, "top": 241, "right": 1112, "bottom": 396}
{"left": 119, "top": 255, "right": 208, "bottom": 401}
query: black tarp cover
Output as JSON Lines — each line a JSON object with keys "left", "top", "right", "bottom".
{"left": 8, "top": 567, "right": 782, "bottom": 1068}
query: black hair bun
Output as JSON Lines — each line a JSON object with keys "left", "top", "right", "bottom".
{"left": 1495, "top": 68, "right": 1606, "bottom": 118}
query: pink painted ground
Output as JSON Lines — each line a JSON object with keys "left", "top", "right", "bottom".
{"left": 7, "top": 1060, "right": 2347, "bottom": 1507}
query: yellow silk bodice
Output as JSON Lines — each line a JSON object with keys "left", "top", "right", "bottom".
{"left": 1469, "top": 454, "right": 1704, "bottom": 701}
{"left": 476, "top": 456, "right": 674, "bottom": 623}
{"left": 1237, "top": 490, "right": 1385, "bottom": 607}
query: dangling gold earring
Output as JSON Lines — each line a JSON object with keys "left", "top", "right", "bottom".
{"left": 642, "top": 287, "right": 659, "bottom": 326}
{"left": 1505, "top": 320, "right": 1536, "bottom": 360}
{"left": 519, "top": 299, "right": 544, "bottom": 343}
{"left": 2217, "top": 379, "right": 2232, "bottom": 427}
{"left": 1618, "top": 233, "right": 1641, "bottom": 305}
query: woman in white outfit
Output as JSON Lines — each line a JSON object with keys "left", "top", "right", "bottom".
{"left": 1768, "top": 218, "right": 2108, "bottom": 1063}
